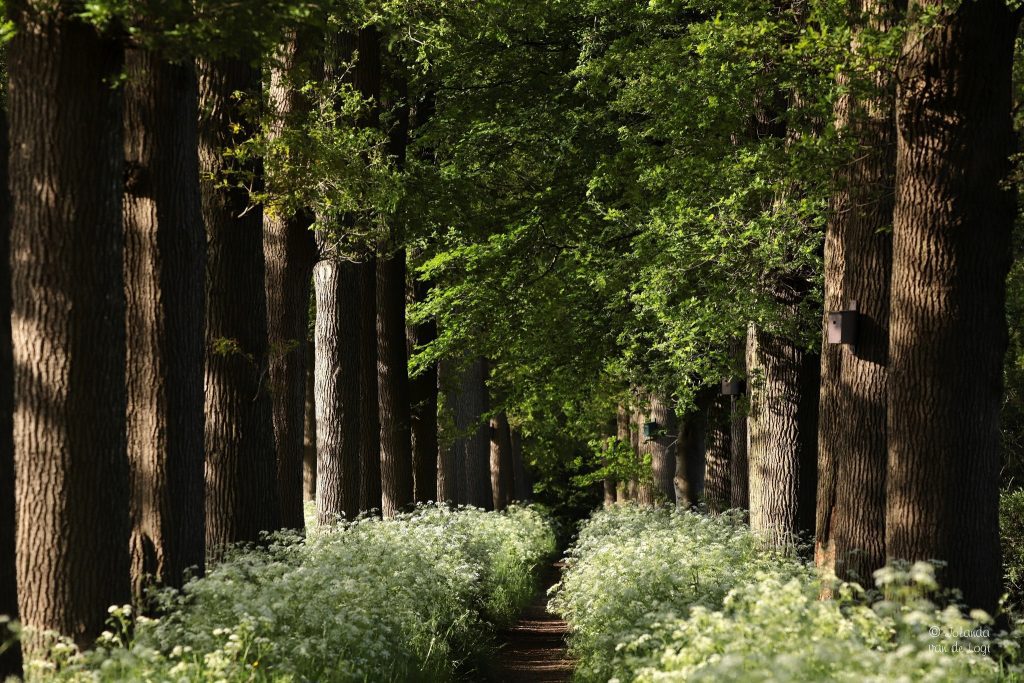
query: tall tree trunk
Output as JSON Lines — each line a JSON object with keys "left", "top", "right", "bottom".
{"left": 408, "top": 277, "right": 438, "bottom": 503}
{"left": 358, "top": 257, "right": 382, "bottom": 512}
{"left": 199, "top": 58, "right": 280, "bottom": 555}
{"left": 632, "top": 402, "right": 655, "bottom": 505}
{"left": 642, "top": 394, "right": 676, "bottom": 503}
{"left": 730, "top": 398, "right": 749, "bottom": 510}
{"left": 377, "top": 248, "right": 413, "bottom": 516}
{"left": 490, "top": 410, "right": 515, "bottom": 510}
{"left": 123, "top": 48, "right": 206, "bottom": 598}
{"left": 324, "top": 30, "right": 383, "bottom": 515}
{"left": 8, "top": 8, "right": 131, "bottom": 647}
{"left": 313, "top": 259, "right": 361, "bottom": 523}
{"left": 704, "top": 396, "right": 732, "bottom": 514}
{"left": 615, "top": 404, "right": 630, "bottom": 503}
{"left": 303, "top": 339, "right": 316, "bottom": 504}
{"left": 886, "top": 0, "right": 1018, "bottom": 613}
{"left": 265, "top": 31, "right": 319, "bottom": 531}
{"left": 628, "top": 404, "right": 640, "bottom": 501}
{"left": 0, "top": 105, "right": 20, "bottom": 682}
{"left": 730, "top": 349, "right": 750, "bottom": 511}
{"left": 603, "top": 480, "right": 616, "bottom": 507}
{"left": 449, "top": 357, "right": 491, "bottom": 509}
{"left": 747, "top": 323, "right": 819, "bottom": 548}
{"left": 814, "top": 0, "right": 897, "bottom": 584}
{"left": 436, "top": 358, "right": 460, "bottom": 503}
{"left": 675, "top": 393, "right": 711, "bottom": 508}
{"left": 510, "top": 427, "right": 531, "bottom": 501}
{"left": 375, "top": 21, "right": 413, "bottom": 518}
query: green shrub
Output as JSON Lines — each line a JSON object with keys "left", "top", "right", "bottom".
{"left": 21, "top": 503, "right": 556, "bottom": 682}
{"left": 551, "top": 505, "right": 1019, "bottom": 682}
{"left": 1002, "top": 490, "right": 1024, "bottom": 609}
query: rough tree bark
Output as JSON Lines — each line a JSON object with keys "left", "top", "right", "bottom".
{"left": 264, "top": 31, "right": 319, "bottom": 531}
{"left": 7, "top": 5, "right": 132, "bottom": 647}
{"left": 377, "top": 248, "right": 414, "bottom": 516}
{"left": 886, "top": 0, "right": 1019, "bottom": 613}
{"left": 199, "top": 57, "right": 280, "bottom": 555}
{"left": 375, "top": 23, "right": 414, "bottom": 516}
{"left": 408, "top": 277, "right": 438, "bottom": 503}
{"left": 814, "top": 0, "right": 897, "bottom": 584}
{"left": 642, "top": 394, "right": 676, "bottom": 503}
{"left": 358, "top": 257, "right": 382, "bottom": 512}
{"left": 730, "top": 398, "right": 749, "bottom": 510}
{"left": 0, "top": 106, "right": 21, "bottom": 681}
{"left": 704, "top": 395, "right": 732, "bottom": 514}
{"left": 747, "top": 323, "right": 819, "bottom": 548}
{"left": 490, "top": 410, "right": 515, "bottom": 510}
{"left": 313, "top": 259, "right": 361, "bottom": 523}
{"left": 123, "top": 48, "right": 206, "bottom": 597}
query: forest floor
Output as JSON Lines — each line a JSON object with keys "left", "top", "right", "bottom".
{"left": 488, "top": 561, "right": 574, "bottom": 682}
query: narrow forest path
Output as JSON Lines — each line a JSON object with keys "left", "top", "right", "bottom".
{"left": 489, "top": 561, "right": 574, "bottom": 682}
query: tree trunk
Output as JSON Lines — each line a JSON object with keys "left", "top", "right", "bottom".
{"left": 632, "top": 402, "right": 655, "bottom": 505}
{"left": 675, "top": 393, "right": 711, "bottom": 508}
{"left": 704, "top": 395, "right": 732, "bottom": 514}
{"left": 313, "top": 259, "right": 361, "bottom": 523}
{"left": 641, "top": 394, "right": 676, "bottom": 503}
{"left": 615, "top": 404, "right": 630, "bottom": 503}
{"left": 199, "top": 57, "right": 280, "bottom": 556}
{"left": 358, "top": 257, "right": 382, "bottom": 512}
{"left": 0, "top": 105, "right": 20, "bottom": 682}
{"left": 303, "top": 340, "right": 316, "bottom": 504}
{"left": 490, "top": 410, "right": 515, "bottom": 510}
{"left": 886, "top": 0, "right": 1018, "bottom": 613}
{"left": 408, "top": 277, "right": 438, "bottom": 503}
{"left": 729, "top": 338, "right": 749, "bottom": 510}
{"left": 449, "top": 357, "right": 491, "bottom": 509}
{"left": 747, "top": 323, "right": 819, "bottom": 548}
{"left": 264, "top": 31, "right": 319, "bottom": 531}
{"left": 123, "top": 48, "right": 206, "bottom": 598}
{"left": 814, "top": 0, "right": 897, "bottom": 584}
{"left": 377, "top": 249, "right": 414, "bottom": 516}
{"left": 437, "top": 358, "right": 460, "bottom": 503}
{"left": 8, "top": 8, "right": 131, "bottom": 647}
{"left": 510, "top": 427, "right": 531, "bottom": 501}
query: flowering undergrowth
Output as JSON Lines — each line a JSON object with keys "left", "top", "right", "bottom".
{"left": 550, "top": 505, "right": 1021, "bottom": 682}
{"left": 23, "top": 503, "right": 556, "bottom": 682}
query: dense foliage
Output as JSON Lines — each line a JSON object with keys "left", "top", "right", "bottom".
{"left": 15, "top": 505, "right": 555, "bottom": 682}
{"left": 1003, "top": 490, "right": 1024, "bottom": 611}
{"left": 551, "top": 506, "right": 1018, "bottom": 682}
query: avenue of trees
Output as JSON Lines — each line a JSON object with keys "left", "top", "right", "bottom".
{"left": 0, "top": 0, "right": 1023, "bottom": 678}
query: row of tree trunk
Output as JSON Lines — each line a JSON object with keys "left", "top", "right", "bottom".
{"left": 0, "top": 12, "right": 531, "bottom": 674}
{"left": 816, "top": 0, "right": 1018, "bottom": 615}
{"left": 607, "top": 0, "right": 1020, "bottom": 617}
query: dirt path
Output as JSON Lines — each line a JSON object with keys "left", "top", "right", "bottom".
{"left": 490, "top": 561, "right": 574, "bottom": 682}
